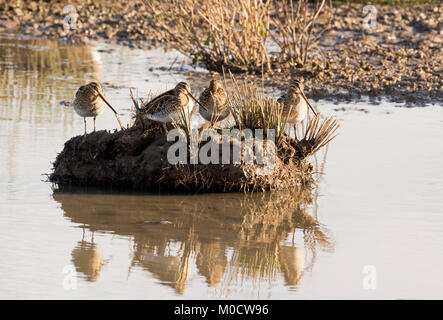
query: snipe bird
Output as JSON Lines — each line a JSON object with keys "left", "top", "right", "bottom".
{"left": 73, "top": 82, "right": 124, "bottom": 134}
{"left": 136, "top": 82, "right": 198, "bottom": 123}
{"left": 278, "top": 79, "right": 317, "bottom": 138}
{"left": 278, "top": 79, "right": 317, "bottom": 123}
{"left": 198, "top": 79, "right": 231, "bottom": 129}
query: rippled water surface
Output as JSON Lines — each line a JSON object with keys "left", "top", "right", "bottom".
{"left": 0, "top": 34, "right": 442, "bottom": 299}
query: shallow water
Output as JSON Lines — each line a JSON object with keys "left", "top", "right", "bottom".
{"left": 0, "top": 35, "right": 442, "bottom": 299}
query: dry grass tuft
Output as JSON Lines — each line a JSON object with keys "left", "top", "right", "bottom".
{"left": 170, "top": 101, "right": 194, "bottom": 140}
{"left": 143, "top": 0, "right": 332, "bottom": 73}
{"left": 228, "top": 78, "right": 285, "bottom": 138}
{"left": 225, "top": 74, "right": 339, "bottom": 160}
{"left": 298, "top": 115, "right": 340, "bottom": 157}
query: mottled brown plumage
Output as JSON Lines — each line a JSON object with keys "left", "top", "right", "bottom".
{"left": 73, "top": 82, "right": 107, "bottom": 134}
{"left": 136, "top": 82, "right": 194, "bottom": 123}
{"left": 198, "top": 79, "right": 230, "bottom": 128}
{"left": 73, "top": 82, "right": 124, "bottom": 134}
{"left": 278, "top": 80, "right": 311, "bottom": 124}
{"left": 278, "top": 79, "right": 317, "bottom": 139}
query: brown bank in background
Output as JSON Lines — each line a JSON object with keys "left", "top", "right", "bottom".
{"left": 1, "top": 1, "right": 441, "bottom": 106}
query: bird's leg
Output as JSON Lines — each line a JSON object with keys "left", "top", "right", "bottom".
{"left": 93, "top": 116, "right": 96, "bottom": 132}
{"left": 162, "top": 123, "right": 168, "bottom": 134}
{"left": 293, "top": 124, "right": 298, "bottom": 141}
{"left": 84, "top": 117, "right": 87, "bottom": 135}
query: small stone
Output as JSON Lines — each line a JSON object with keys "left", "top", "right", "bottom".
{"left": 14, "top": 8, "right": 23, "bottom": 16}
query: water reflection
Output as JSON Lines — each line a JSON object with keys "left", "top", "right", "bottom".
{"left": 0, "top": 33, "right": 335, "bottom": 297}
{"left": 71, "top": 231, "right": 104, "bottom": 282}
{"left": 0, "top": 35, "right": 99, "bottom": 191}
{"left": 0, "top": 34, "right": 97, "bottom": 123}
{"left": 53, "top": 188, "right": 333, "bottom": 294}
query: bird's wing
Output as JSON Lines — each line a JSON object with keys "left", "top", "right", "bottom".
{"left": 140, "top": 93, "right": 175, "bottom": 114}
{"left": 277, "top": 94, "right": 285, "bottom": 104}
{"left": 198, "top": 87, "right": 210, "bottom": 104}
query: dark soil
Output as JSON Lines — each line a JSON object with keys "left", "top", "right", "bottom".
{"left": 0, "top": 0, "right": 164, "bottom": 49}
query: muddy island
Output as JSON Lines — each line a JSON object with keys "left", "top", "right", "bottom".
{"left": 49, "top": 84, "right": 339, "bottom": 193}
{"left": 49, "top": 128, "right": 311, "bottom": 192}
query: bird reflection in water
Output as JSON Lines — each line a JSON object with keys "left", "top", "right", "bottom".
{"left": 53, "top": 183, "right": 333, "bottom": 295}
{"left": 70, "top": 229, "right": 104, "bottom": 282}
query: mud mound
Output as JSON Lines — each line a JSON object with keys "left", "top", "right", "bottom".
{"left": 49, "top": 128, "right": 314, "bottom": 192}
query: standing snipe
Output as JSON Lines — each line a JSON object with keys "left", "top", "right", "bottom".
{"left": 73, "top": 82, "right": 123, "bottom": 134}
{"left": 136, "top": 82, "right": 196, "bottom": 123}
{"left": 277, "top": 79, "right": 317, "bottom": 138}
{"left": 198, "top": 79, "right": 230, "bottom": 129}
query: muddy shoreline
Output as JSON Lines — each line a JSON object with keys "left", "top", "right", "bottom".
{"left": 1, "top": 1, "right": 441, "bottom": 106}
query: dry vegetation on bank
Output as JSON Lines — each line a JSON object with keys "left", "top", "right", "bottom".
{"left": 1, "top": 0, "right": 441, "bottom": 105}
{"left": 146, "top": 0, "right": 332, "bottom": 73}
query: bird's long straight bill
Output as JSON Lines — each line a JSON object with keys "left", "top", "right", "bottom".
{"left": 300, "top": 91, "right": 318, "bottom": 117}
{"left": 97, "top": 91, "right": 118, "bottom": 114}
{"left": 96, "top": 91, "right": 125, "bottom": 130}
{"left": 185, "top": 89, "right": 208, "bottom": 112}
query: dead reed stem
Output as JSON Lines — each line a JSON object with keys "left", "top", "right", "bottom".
{"left": 300, "top": 115, "right": 339, "bottom": 156}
